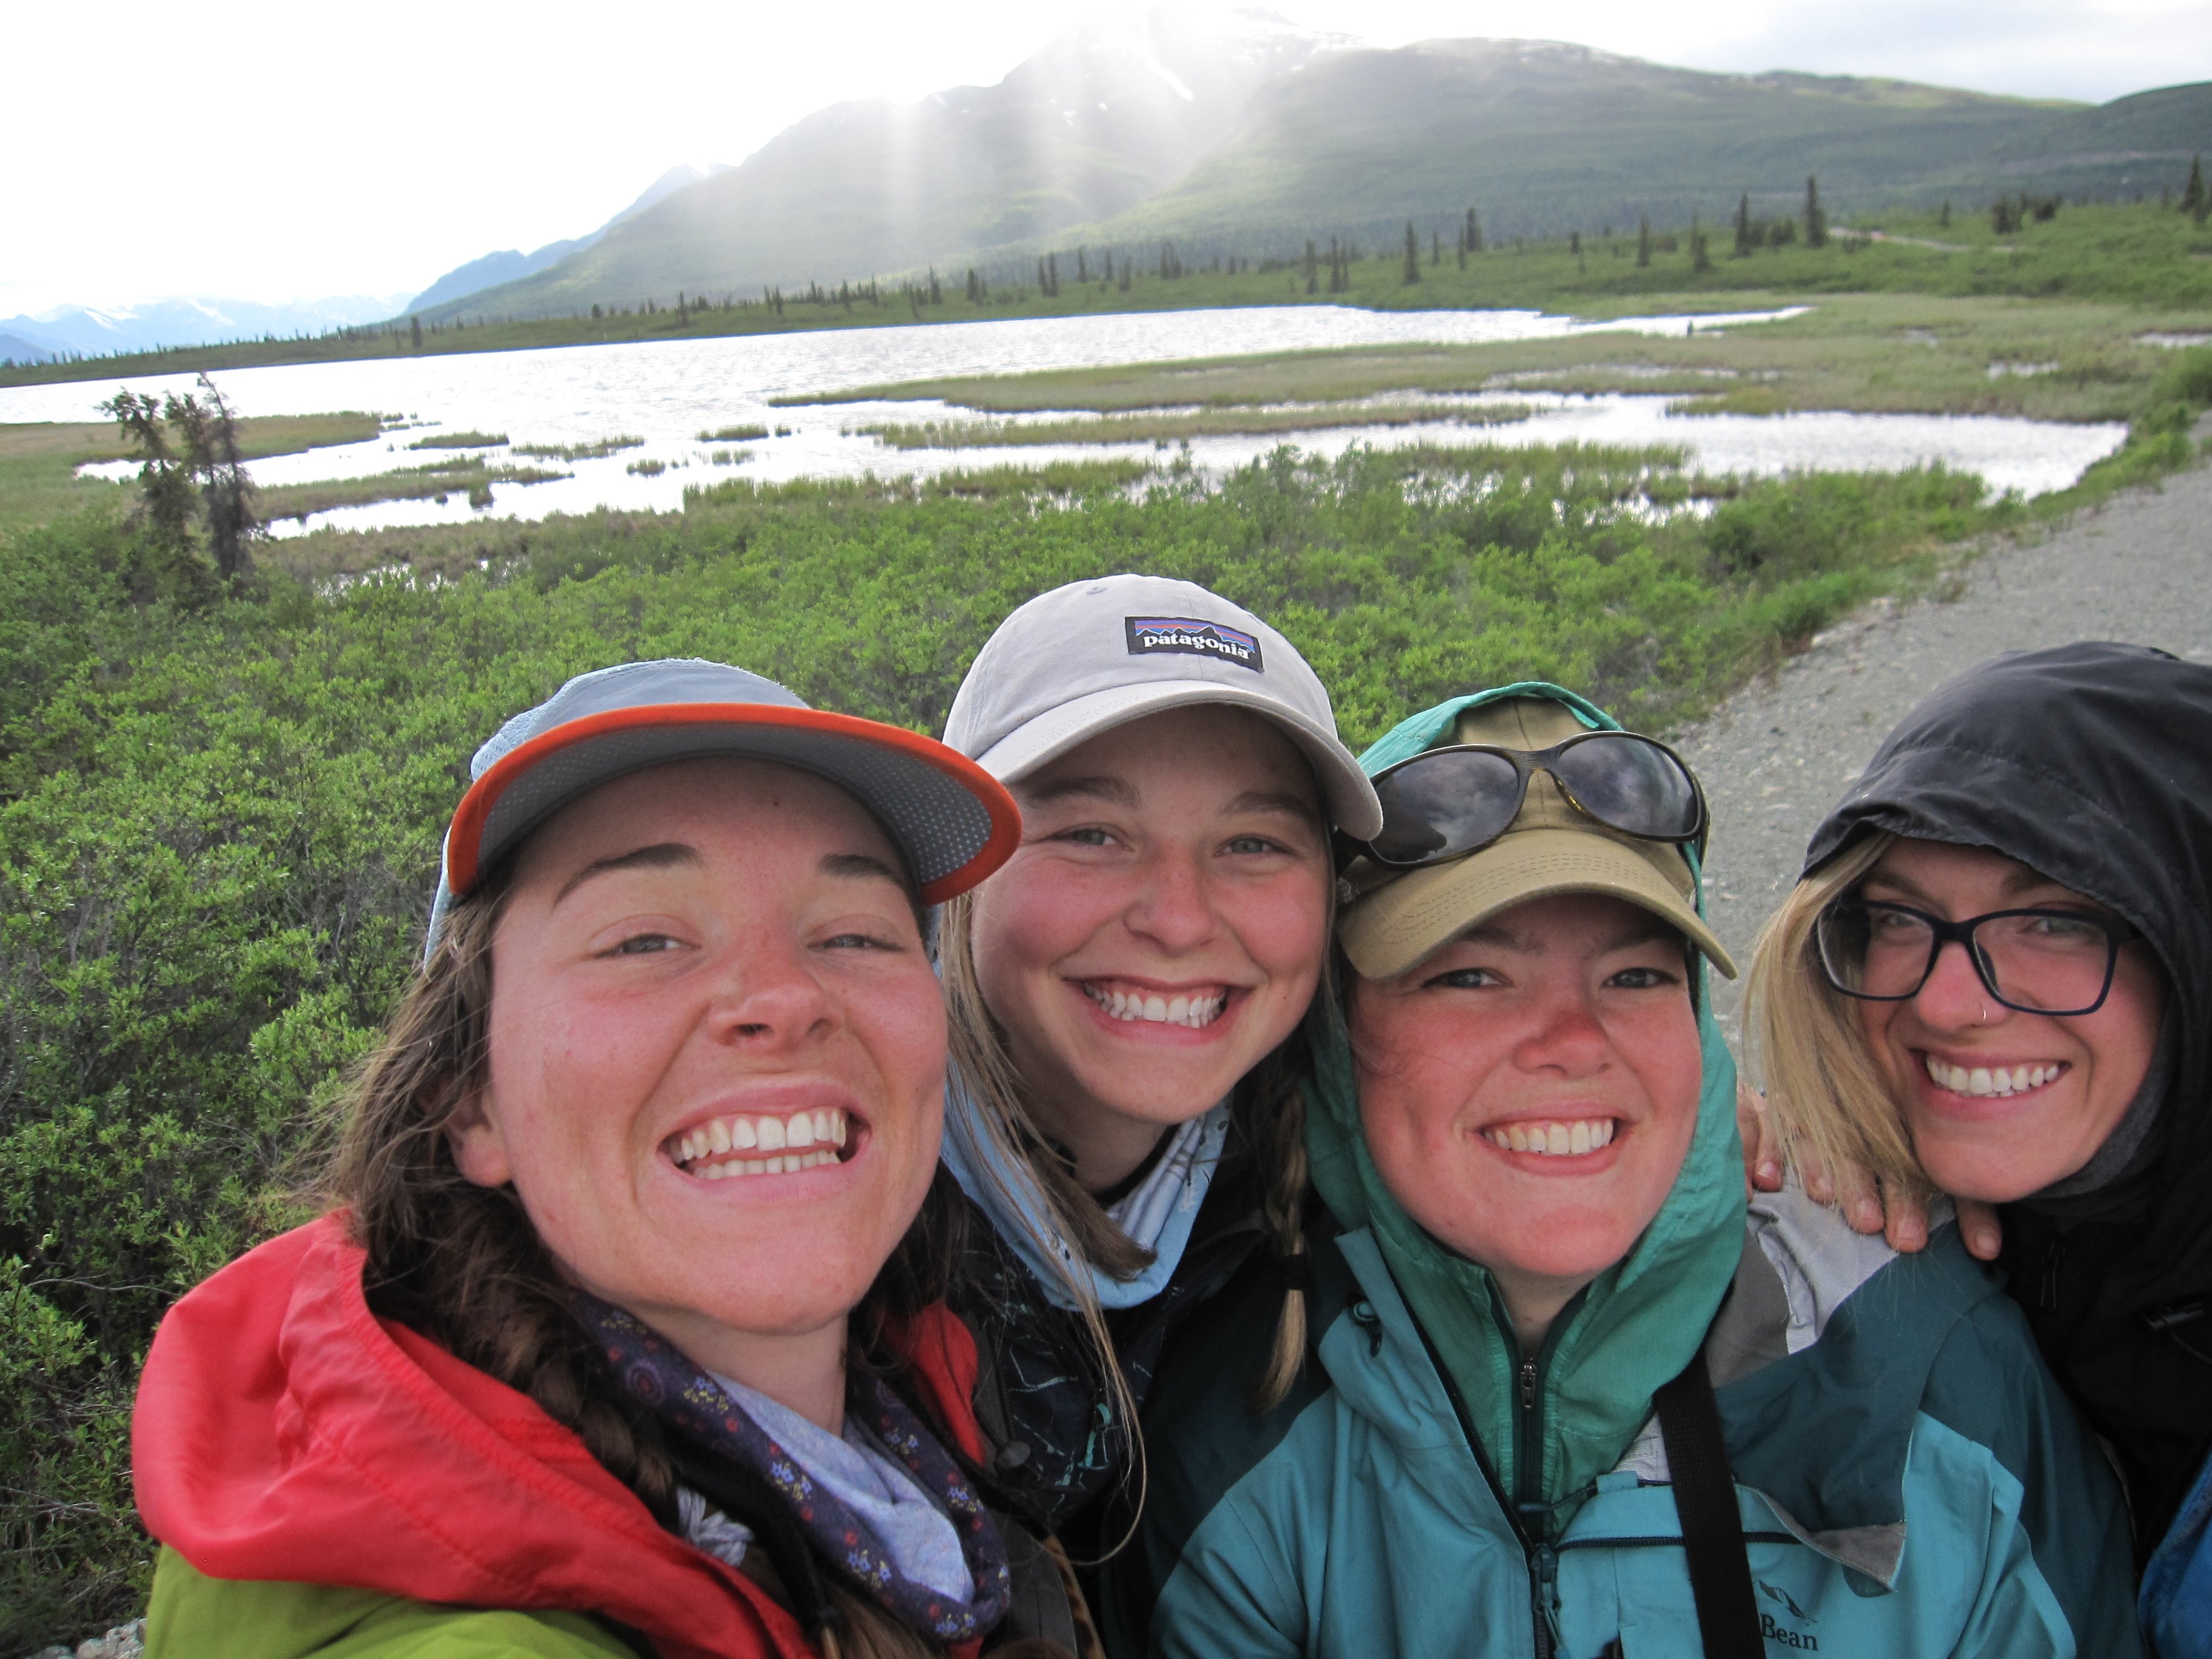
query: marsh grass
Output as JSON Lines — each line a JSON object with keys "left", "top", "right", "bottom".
{"left": 258, "top": 461, "right": 568, "bottom": 520}
{"left": 512, "top": 435, "right": 643, "bottom": 460}
{"left": 404, "top": 430, "right": 508, "bottom": 450}
{"left": 856, "top": 400, "right": 1532, "bottom": 449}
{"left": 802, "top": 293, "right": 2208, "bottom": 426}
{"left": 0, "top": 413, "right": 383, "bottom": 534}
{"left": 697, "top": 424, "right": 771, "bottom": 442}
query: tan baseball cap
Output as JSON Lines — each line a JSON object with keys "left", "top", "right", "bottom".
{"left": 1337, "top": 696, "right": 1737, "bottom": 980}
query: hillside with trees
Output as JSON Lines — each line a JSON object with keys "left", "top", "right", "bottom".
{"left": 424, "top": 16, "right": 2212, "bottom": 323}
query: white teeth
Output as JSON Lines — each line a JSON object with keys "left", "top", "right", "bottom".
{"left": 1483, "top": 1119, "right": 1615, "bottom": 1156}
{"left": 1924, "top": 1056, "right": 2064, "bottom": 1098}
{"left": 673, "top": 1109, "right": 849, "bottom": 1172}
{"left": 1082, "top": 985, "right": 1228, "bottom": 1028}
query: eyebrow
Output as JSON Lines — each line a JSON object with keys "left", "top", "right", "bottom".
{"left": 820, "top": 850, "right": 908, "bottom": 886}
{"left": 1019, "top": 774, "right": 1140, "bottom": 809}
{"left": 1225, "top": 788, "right": 1321, "bottom": 820}
{"left": 1449, "top": 914, "right": 1678, "bottom": 954}
{"left": 555, "top": 842, "right": 699, "bottom": 903}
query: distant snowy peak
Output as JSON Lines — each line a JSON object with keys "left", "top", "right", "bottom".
{"left": 4, "top": 293, "right": 411, "bottom": 359}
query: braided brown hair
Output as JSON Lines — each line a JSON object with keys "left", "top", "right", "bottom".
{"left": 322, "top": 872, "right": 1043, "bottom": 1659}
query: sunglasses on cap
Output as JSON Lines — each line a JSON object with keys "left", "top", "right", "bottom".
{"left": 1355, "top": 730, "right": 1708, "bottom": 870}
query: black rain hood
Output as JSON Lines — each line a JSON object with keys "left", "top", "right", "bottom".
{"left": 1803, "top": 640, "right": 2212, "bottom": 1555}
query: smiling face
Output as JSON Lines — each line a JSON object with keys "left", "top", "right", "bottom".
{"left": 1349, "top": 893, "right": 1705, "bottom": 1346}
{"left": 1851, "top": 838, "right": 2165, "bottom": 1202}
{"left": 967, "top": 705, "right": 1332, "bottom": 1189}
{"left": 449, "top": 757, "right": 947, "bottom": 1391}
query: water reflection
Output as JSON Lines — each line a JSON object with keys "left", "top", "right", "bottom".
{"left": 10, "top": 302, "right": 2121, "bottom": 529}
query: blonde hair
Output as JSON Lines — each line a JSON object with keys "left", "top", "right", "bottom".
{"left": 1744, "top": 830, "right": 1936, "bottom": 1199}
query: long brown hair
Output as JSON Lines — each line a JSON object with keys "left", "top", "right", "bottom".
{"left": 323, "top": 871, "right": 1005, "bottom": 1659}
{"left": 934, "top": 882, "right": 1324, "bottom": 1427}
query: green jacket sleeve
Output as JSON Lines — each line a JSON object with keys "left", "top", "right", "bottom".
{"left": 146, "top": 1547, "right": 646, "bottom": 1659}
{"left": 1149, "top": 1501, "right": 1307, "bottom": 1659}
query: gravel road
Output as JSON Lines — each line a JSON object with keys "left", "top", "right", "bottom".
{"left": 1675, "top": 436, "right": 2212, "bottom": 1041}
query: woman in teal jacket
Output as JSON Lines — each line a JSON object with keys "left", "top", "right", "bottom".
{"left": 1107, "top": 684, "right": 2140, "bottom": 1659}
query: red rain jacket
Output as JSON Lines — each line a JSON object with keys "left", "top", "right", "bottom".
{"left": 134, "top": 1214, "right": 991, "bottom": 1659}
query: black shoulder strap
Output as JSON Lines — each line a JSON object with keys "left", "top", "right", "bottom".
{"left": 1653, "top": 1347, "right": 1763, "bottom": 1659}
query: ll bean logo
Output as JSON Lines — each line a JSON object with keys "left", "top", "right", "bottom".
{"left": 1757, "top": 1581, "right": 1818, "bottom": 1651}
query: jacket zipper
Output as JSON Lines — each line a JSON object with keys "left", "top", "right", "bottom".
{"left": 1504, "top": 1290, "right": 1582, "bottom": 1658}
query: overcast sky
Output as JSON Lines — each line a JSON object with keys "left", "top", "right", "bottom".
{"left": 4, "top": 0, "right": 2205, "bottom": 317}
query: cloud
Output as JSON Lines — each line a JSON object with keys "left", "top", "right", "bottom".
{"left": 1, "top": 0, "right": 2202, "bottom": 315}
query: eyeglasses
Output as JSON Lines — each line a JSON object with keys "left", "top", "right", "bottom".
{"left": 1814, "top": 900, "right": 2143, "bottom": 1016}
{"left": 1357, "top": 731, "right": 1707, "bottom": 870}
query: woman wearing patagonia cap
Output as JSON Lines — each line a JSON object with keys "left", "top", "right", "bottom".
{"left": 132, "top": 659, "right": 1090, "bottom": 1659}
{"left": 1107, "top": 683, "right": 2139, "bottom": 1659}
{"left": 932, "top": 575, "right": 1381, "bottom": 1542}
{"left": 1743, "top": 642, "right": 2212, "bottom": 1657}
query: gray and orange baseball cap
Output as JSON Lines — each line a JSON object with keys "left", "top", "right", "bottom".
{"left": 425, "top": 659, "right": 1020, "bottom": 952}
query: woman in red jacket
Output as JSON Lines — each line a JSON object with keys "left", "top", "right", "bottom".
{"left": 133, "top": 660, "right": 1082, "bottom": 1659}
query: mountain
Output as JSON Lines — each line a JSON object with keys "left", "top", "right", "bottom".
{"left": 1082, "top": 40, "right": 2209, "bottom": 248}
{"left": 418, "top": 7, "right": 1354, "bottom": 322}
{"left": 0, "top": 293, "right": 414, "bottom": 361}
{"left": 0, "top": 330, "right": 55, "bottom": 366}
{"left": 415, "top": 15, "right": 2211, "bottom": 323}
{"left": 403, "top": 164, "right": 725, "bottom": 314}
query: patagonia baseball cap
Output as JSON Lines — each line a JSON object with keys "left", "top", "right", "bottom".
{"left": 1338, "top": 695, "right": 1735, "bottom": 980}
{"left": 424, "top": 659, "right": 1021, "bottom": 951}
{"left": 942, "top": 575, "right": 1382, "bottom": 839}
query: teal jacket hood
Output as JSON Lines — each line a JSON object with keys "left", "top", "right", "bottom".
{"left": 1303, "top": 682, "right": 1745, "bottom": 1525}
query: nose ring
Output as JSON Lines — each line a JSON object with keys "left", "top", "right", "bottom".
{"left": 1978, "top": 1003, "right": 1990, "bottom": 1025}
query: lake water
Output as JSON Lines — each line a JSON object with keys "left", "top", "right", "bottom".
{"left": 3, "top": 303, "right": 2125, "bottom": 531}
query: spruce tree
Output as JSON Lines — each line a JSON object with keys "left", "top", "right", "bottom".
{"left": 1637, "top": 215, "right": 1652, "bottom": 268}
{"left": 1432, "top": 229, "right": 1442, "bottom": 266}
{"left": 1119, "top": 252, "right": 1132, "bottom": 292}
{"left": 2184, "top": 155, "right": 2208, "bottom": 222}
{"left": 1804, "top": 175, "right": 1828, "bottom": 248}
{"left": 1732, "top": 193, "right": 1752, "bottom": 258}
{"left": 1403, "top": 221, "right": 1421, "bottom": 284}
{"left": 1305, "top": 238, "right": 1319, "bottom": 295}
{"left": 1466, "top": 207, "right": 1483, "bottom": 253}
{"left": 1038, "top": 256, "right": 1050, "bottom": 295}
{"left": 1690, "top": 214, "right": 1712, "bottom": 273}
{"left": 409, "top": 315, "right": 423, "bottom": 349}
{"left": 1077, "top": 247, "right": 1089, "bottom": 284}
{"left": 1938, "top": 199, "right": 1951, "bottom": 228}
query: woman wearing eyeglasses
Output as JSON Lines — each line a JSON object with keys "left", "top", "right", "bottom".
{"left": 1105, "top": 682, "right": 2137, "bottom": 1658}
{"left": 1743, "top": 642, "right": 2212, "bottom": 1658}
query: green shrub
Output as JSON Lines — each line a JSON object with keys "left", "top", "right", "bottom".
{"left": 0, "top": 441, "right": 2056, "bottom": 1643}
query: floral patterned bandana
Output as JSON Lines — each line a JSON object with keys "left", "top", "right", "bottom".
{"left": 575, "top": 1293, "right": 1013, "bottom": 1643}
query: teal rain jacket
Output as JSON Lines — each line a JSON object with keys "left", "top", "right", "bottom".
{"left": 1107, "top": 685, "right": 2142, "bottom": 1659}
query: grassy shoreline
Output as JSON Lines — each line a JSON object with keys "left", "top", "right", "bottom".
{"left": 0, "top": 412, "right": 384, "bottom": 533}
{"left": 792, "top": 293, "right": 2211, "bottom": 427}
{"left": 4, "top": 201, "right": 2205, "bottom": 392}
